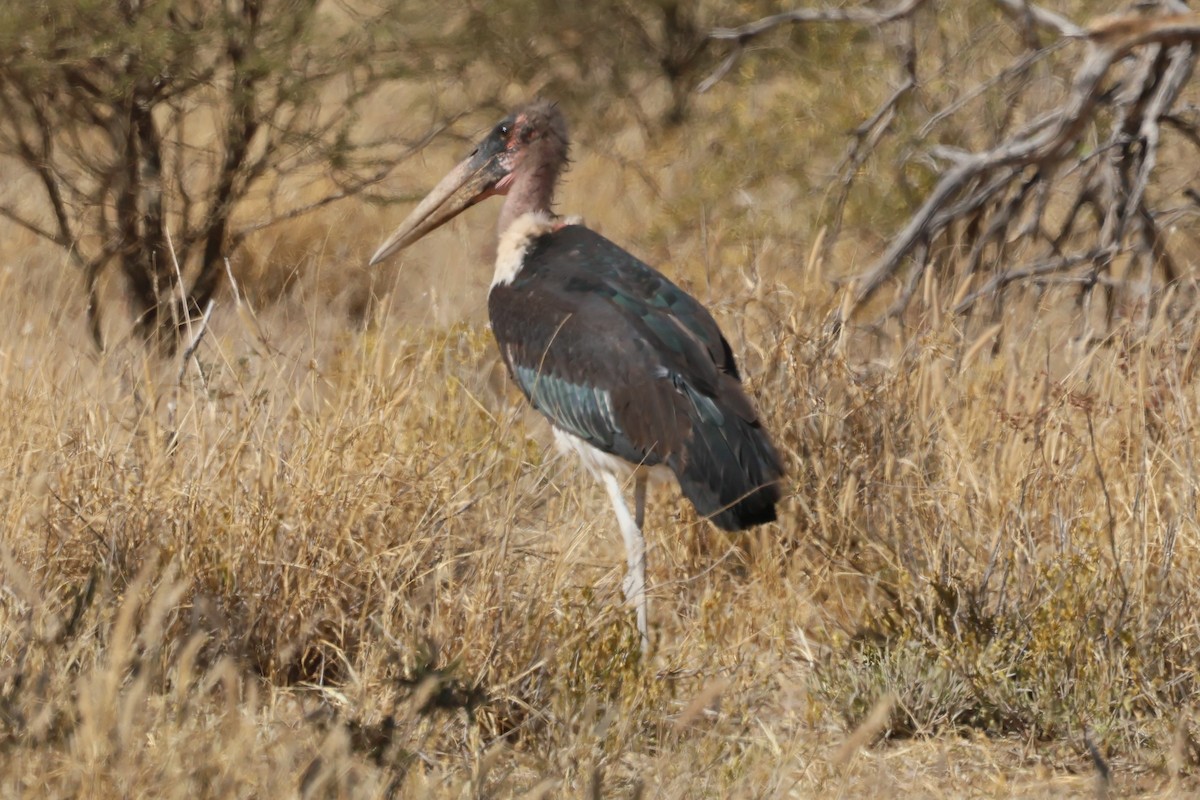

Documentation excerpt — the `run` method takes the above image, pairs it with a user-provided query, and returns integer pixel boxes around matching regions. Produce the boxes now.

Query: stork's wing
[487,224,782,529]
[533,225,742,382]
[489,267,687,468]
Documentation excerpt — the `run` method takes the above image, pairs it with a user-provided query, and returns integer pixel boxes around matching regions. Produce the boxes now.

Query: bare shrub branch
[706,3,1200,333]
[0,1,444,351]
[701,0,928,92]
[843,12,1200,321]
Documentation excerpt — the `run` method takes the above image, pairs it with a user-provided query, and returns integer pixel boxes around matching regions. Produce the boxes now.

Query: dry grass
[4,67,1200,798]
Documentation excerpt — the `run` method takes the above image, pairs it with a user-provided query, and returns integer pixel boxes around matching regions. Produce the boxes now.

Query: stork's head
[369,101,570,266]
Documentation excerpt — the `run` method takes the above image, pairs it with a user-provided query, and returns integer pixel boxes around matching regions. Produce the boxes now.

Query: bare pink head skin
[369,101,570,266]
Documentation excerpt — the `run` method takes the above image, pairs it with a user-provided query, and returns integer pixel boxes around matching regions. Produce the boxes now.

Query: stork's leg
[601,472,648,651]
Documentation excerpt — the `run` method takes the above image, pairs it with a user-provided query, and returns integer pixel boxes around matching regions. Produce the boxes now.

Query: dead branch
[819,22,919,270]
[991,0,1085,38]
[709,0,929,42]
[838,11,1200,324]
[706,0,1200,333]
[700,0,929,93]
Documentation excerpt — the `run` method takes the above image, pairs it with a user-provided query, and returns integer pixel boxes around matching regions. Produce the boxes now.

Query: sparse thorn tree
[0,0,437,350]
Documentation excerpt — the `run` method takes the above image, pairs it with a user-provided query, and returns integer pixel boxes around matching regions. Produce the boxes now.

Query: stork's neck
[497,148,562,239]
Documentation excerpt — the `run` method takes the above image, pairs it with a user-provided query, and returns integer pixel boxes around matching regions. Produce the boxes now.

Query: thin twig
[1085,409,1129,615]
[991,0,1085,38]
[709,0,928,41]
[702,0,928,91]
[177,299,215,386]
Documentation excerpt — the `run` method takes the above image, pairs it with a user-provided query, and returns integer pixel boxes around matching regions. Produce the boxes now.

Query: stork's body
[370,102,783,649]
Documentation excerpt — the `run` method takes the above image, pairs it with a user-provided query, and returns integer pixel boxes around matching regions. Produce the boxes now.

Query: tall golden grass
[3,55,1200,800]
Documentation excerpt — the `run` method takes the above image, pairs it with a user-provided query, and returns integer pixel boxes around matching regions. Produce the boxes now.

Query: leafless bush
[0,0,448,350]
[709,2,1200,334]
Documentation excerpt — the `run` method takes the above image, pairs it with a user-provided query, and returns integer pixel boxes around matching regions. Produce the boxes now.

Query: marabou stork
[369,101,783,648]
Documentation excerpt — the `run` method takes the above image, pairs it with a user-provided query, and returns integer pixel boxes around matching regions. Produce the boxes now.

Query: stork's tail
[669,379,783,531]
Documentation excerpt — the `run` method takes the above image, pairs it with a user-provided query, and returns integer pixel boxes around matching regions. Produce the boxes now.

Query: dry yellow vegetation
[4,29,1200,800]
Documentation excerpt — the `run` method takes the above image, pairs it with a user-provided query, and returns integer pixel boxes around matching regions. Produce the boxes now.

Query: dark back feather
[489,224,782,530]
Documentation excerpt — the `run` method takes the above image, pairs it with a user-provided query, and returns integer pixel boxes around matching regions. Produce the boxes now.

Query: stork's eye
[497,123,510,138]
